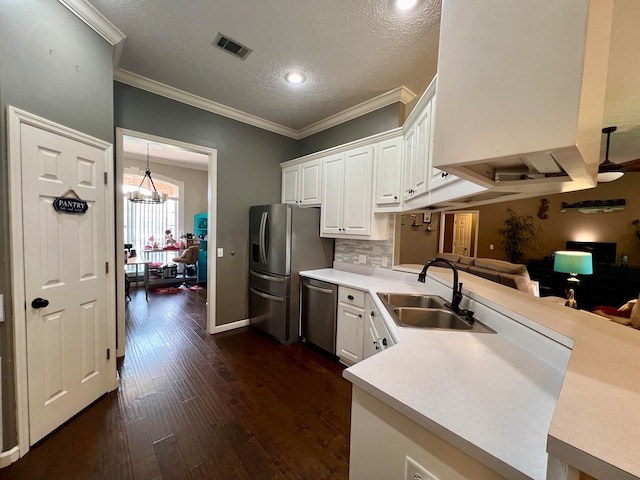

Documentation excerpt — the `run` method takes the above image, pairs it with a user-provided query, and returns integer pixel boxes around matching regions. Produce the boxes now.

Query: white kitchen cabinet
[363,296,393,360]
[402,78,436,204]
[321,145,388,239]
[336,286,366,365]
[281,158,322,206]
[373,135,403,212]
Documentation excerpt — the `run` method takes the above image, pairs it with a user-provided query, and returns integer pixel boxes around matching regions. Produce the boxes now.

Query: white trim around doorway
[7,106,117,460]
[115,129,218,357]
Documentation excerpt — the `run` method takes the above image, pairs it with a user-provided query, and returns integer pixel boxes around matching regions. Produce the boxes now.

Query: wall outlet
[489,244,494,250]
[358,254,367,264]
[405,456,438,480]
[381,256,388,267]
[217,248,224,257]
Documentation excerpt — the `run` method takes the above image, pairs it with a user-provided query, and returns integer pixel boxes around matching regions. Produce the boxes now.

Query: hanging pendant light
[127,143,168,204]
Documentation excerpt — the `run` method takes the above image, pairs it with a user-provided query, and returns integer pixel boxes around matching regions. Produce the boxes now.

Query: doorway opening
[115,129,217,356]
[440,210,479,257]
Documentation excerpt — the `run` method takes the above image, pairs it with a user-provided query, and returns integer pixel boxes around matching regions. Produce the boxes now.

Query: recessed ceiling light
[285,71,306,85]
[396,0,417,10]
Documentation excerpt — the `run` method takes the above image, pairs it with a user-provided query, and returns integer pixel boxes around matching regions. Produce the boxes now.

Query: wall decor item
[537,198,549,219]
[560,199,625,213]
[53,188,88,214]
[423,212,432,224]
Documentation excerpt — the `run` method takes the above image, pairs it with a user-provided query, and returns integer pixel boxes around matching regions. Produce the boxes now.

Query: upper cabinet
[321,146,383,238]
[433,0,614,194]
[402,79,436,203]
[281,158,322,206]
[373,135,403,212]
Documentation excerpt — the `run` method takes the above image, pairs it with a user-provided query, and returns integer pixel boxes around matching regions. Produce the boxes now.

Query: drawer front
[338,286,365,309]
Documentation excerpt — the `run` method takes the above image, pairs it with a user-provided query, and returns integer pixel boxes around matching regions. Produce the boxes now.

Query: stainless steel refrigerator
[249,204,334,344]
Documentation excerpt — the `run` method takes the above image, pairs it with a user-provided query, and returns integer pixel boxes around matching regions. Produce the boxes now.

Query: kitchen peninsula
[300,264,640,480]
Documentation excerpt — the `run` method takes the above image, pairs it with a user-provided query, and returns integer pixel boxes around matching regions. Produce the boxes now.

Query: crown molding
[58,0,125,45]
[116,69,416,140]
[114,69,300,139]
[297,86,416,139]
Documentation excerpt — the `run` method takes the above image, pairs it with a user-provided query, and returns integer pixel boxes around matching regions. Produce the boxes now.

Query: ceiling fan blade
[618,158,640,172]
[598,157,640,173]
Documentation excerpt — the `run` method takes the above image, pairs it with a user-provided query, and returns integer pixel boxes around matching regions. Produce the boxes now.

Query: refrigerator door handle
[250,287,284,302]
[250,270,285,283]
[259,211,268,264]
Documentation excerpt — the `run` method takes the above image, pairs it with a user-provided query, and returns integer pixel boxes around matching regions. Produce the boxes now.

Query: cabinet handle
[348,295,354,300]
[370,310,375,317]
[358,314,362,318]
[394,195,398,200]
[382,338,387,346]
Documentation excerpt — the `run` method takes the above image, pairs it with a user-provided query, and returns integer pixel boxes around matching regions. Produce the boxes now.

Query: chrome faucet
[418,257,464,315]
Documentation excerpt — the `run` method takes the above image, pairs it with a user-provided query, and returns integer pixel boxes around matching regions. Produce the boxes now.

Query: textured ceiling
[93,0,640,165]
[90,0,441,131]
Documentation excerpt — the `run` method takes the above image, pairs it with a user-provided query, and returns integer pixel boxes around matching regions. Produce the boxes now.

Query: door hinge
[104,172,108,185]
[105,262,109,274]
[107,348,111,360]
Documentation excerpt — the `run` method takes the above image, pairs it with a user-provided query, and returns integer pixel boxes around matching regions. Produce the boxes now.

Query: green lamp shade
[554,251,593,275]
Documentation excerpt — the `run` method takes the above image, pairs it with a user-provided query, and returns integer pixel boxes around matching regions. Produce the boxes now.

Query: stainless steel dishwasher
[301,277,337,354]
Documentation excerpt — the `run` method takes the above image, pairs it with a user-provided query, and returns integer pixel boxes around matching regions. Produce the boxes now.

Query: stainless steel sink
[392,307,473,330]
[377,292,495,333]
[377,293,446,309]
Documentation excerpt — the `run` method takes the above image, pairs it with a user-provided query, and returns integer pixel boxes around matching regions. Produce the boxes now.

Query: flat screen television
[565,241,616,264]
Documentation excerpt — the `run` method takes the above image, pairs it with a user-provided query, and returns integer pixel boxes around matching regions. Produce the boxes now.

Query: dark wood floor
[2,287,352,480]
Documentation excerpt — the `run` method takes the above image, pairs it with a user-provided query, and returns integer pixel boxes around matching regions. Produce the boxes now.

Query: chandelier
[127,143,168,204]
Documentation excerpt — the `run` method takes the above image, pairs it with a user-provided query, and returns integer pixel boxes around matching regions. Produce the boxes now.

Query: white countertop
[300,265,640,480]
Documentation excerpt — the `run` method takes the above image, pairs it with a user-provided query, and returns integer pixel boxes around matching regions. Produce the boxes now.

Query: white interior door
[20,122,110,444]
[453,213,473,256]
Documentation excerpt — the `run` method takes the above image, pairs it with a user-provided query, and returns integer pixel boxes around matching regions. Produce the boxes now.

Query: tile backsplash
[334,216,394,269]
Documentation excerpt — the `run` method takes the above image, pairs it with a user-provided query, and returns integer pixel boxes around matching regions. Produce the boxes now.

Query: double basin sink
[377,293,495,334]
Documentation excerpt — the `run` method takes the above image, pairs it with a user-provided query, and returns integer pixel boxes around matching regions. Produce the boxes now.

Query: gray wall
[114,82,299,325]
[0,0,114,450]
[296,103,403,157]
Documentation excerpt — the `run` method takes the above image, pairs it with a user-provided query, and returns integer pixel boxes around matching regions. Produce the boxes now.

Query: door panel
[453,213,473,256]
[21,122,109,444]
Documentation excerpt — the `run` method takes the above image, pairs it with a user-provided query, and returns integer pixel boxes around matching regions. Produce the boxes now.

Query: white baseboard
[213,319,249,334]
[0,446,21,468]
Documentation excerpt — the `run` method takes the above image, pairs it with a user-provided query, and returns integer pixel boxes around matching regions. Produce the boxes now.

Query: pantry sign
[53,188,88,214]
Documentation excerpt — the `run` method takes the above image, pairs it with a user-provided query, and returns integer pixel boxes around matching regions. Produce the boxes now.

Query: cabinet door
[411,102,431,198]
[321,153,345,236]
[363,313,380,360]
[374,137,403,207]
[281,165,299,204]
[343,146,373,236]
[299,159,322,206]
[336,304,365,365]
[402,125,416,201]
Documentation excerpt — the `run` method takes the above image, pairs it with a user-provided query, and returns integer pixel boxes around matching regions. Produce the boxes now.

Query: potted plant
[498,207,537,263]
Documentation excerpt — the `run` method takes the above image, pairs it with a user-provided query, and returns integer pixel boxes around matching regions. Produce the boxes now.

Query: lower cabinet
[336,287,366,365]
[337,288,394,365]
[363,296,393,360]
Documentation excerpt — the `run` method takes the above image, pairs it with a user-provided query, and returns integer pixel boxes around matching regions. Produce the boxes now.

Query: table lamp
[553,251,593,284]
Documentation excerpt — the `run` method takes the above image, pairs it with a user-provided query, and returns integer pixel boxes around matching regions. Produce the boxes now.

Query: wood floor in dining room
[2,287,351,480]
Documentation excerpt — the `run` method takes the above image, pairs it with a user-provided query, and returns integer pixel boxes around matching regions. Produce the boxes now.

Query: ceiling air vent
[213,33,252,60]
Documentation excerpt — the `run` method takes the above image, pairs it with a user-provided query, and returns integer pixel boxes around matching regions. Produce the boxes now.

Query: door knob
[31,298,49,309]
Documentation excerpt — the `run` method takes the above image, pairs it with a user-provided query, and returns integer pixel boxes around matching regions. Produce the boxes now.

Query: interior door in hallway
[20,122,110,444]
[453,213,473,256]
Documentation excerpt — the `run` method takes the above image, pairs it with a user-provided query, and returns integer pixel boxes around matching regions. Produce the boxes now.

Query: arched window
[123,170,183,254]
